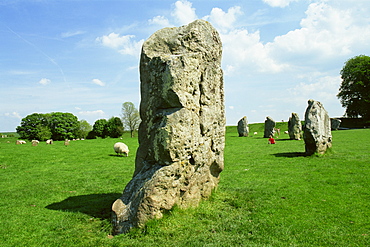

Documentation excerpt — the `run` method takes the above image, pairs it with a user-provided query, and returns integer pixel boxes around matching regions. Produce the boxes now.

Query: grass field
[1,124,369,246]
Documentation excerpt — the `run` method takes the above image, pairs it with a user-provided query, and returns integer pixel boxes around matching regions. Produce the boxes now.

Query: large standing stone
[288,113,302,140]
[264,116,276,138]
[112,20,225,235]
[237,116,249,137]
[330,118,341,130]
[303,99,332,155]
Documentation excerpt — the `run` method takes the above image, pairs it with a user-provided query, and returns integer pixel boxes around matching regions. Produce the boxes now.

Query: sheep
[114,142,129,157]
[16,140,26,144]
[46,139,53,144]
[253,132,258,135]
[284,131,289,134]
[64,139,70,146]
[31,140,39,146]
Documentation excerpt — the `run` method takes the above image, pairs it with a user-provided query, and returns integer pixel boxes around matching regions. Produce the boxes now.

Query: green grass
[1,125,369,246]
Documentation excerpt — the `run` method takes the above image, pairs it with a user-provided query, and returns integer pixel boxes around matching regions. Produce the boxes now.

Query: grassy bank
[0,125,369,246]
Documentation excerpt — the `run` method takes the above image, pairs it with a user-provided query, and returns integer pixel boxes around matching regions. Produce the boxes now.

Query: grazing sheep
[16,140,26,144]
[31,140,39,146]
[253,132,258,135]
[114,142,129,157]
[64,139,70,146]
[46,139,53,144]
[284,131,289,134]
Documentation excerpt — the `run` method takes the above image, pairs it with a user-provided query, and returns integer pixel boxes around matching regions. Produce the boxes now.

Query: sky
[1,0,370,132]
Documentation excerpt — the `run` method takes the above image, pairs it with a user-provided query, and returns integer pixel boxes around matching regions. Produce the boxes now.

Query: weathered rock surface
[330,118,341,130]
[264,116,276,138]
[237,116,249,137]
[288,113,302,140]
[112,19,225,235]
[303,99,332,155]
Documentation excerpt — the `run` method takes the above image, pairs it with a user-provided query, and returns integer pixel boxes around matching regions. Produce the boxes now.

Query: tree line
[16,102,140,141]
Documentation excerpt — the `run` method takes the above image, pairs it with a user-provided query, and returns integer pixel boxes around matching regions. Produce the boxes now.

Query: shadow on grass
[275,138,292,141]
[46,193,121,219]
[108,154,128,157]
[272,152,307,158]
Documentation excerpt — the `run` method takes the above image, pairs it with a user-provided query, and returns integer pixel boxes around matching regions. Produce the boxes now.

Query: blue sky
[1,0,369,132]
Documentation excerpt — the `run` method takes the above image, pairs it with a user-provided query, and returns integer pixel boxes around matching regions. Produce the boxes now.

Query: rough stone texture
[112,19,225,235]
[264,116,276,138]
[303,99,332,155]
[237,116,249,137]
[330,118,341,130]
[288,113,302,140]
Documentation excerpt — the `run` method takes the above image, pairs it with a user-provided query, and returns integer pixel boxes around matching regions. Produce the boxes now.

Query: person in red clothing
[268,135,275,144]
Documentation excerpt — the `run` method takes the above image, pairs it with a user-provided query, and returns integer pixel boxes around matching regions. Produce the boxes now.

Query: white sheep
[253,132,258,135]
[31,140,39,146]
[284,131,289,134]
[114,142,129,157]
[16,140,26,144]
[46,139,53,144]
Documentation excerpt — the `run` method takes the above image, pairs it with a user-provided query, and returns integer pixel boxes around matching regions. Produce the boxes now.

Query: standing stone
[303,99,332,155]
[264,116,276,138]
[330,118,341,130]
[237,116,249,137]
[112,19,225,235]
[288,113,302,140]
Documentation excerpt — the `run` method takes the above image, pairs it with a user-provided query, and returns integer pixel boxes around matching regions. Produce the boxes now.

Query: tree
[107,117,124,138]
[16,112,79,141]
[76,120,92,139]
[121,102,140,137]
[16,113,48,140]
[337,55,370,120]
[36,124,52,141]
[49,112,79,140]
[92,119,108,138]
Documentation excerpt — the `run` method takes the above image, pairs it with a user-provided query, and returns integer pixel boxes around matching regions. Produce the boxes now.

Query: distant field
[0,124,369,246]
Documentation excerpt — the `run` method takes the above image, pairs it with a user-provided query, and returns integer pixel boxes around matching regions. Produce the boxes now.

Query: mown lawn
[0,125,369,246]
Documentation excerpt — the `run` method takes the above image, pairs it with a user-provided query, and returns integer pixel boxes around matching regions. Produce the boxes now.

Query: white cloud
[9,70,35,75]
[97,33,134,49]
[262,0,298,8]
[205,6,242,33]
[149,15,171,27]
[4,112,22,119]
[127,65,138,71]
[78,110,105,116]
[38,78,51,85]
[96,32,144,56]
[171,0,198,25]
[285,75,342,107]
[61,30,85,38]
[266,2,370,67]
[221,29,289,74]
[223,65,235,76]
[92,79,105,86]
[218,1,370,78]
